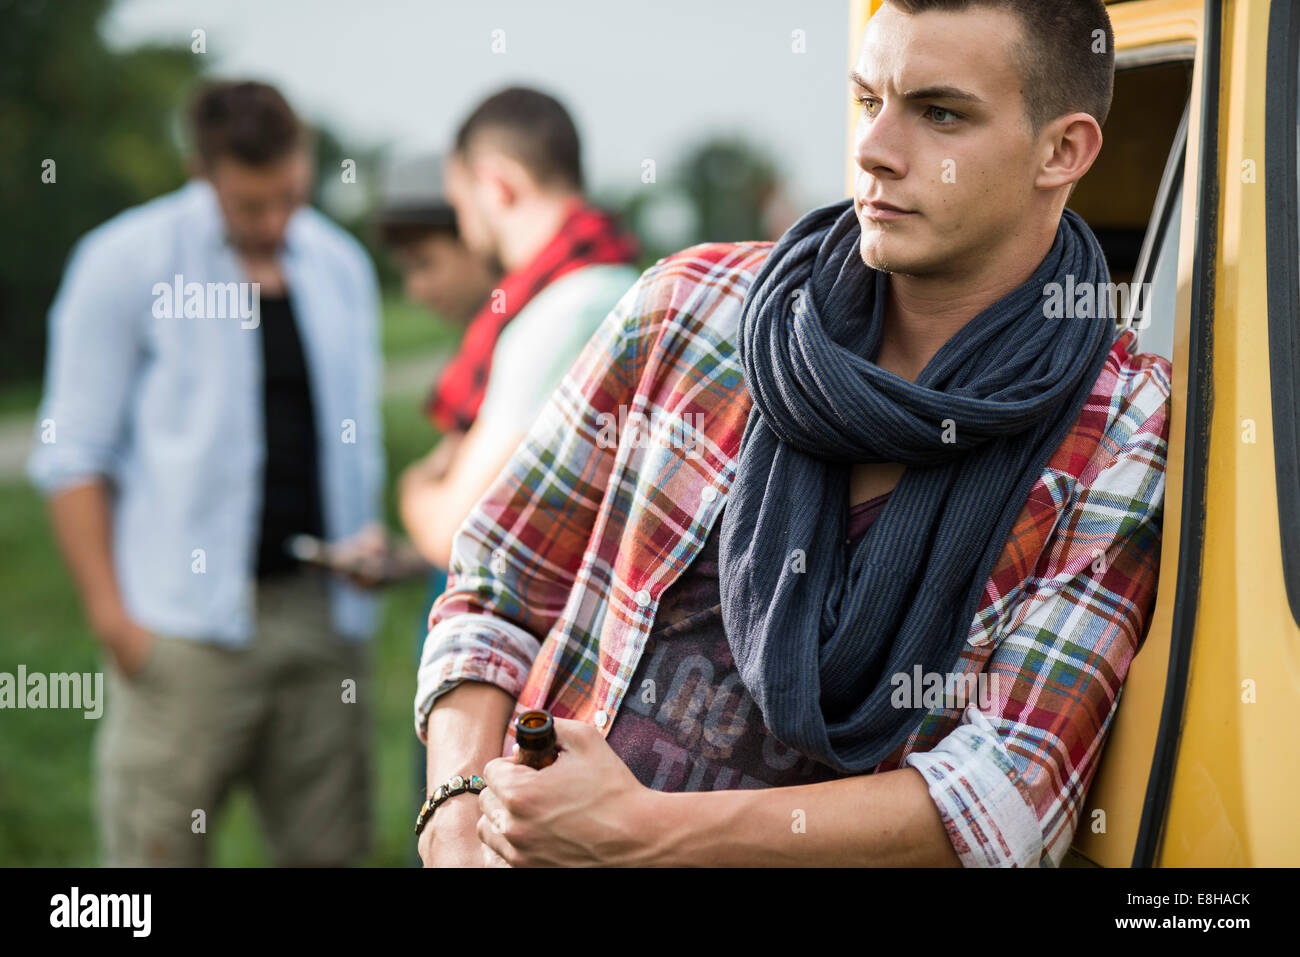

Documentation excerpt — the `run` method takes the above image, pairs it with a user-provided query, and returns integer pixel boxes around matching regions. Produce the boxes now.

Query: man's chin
[232,239,281,259]
[857,233,941,277]
[858,235,905,274]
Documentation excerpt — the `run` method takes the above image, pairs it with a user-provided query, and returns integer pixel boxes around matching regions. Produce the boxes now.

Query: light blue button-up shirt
[27,180,385,644]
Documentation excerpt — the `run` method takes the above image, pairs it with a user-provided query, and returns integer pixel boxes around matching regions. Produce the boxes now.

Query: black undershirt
[255,292,324,577]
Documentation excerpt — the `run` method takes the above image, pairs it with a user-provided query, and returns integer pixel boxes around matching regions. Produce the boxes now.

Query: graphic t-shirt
[605,491,892,790]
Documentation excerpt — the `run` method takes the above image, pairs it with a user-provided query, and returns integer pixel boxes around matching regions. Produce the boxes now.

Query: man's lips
[857,198,916,221]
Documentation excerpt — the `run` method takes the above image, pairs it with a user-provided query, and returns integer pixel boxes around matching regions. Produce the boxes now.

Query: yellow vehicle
[849,0,1300,866]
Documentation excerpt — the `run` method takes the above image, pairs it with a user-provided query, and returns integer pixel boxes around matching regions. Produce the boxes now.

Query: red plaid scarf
[425,196,640,433]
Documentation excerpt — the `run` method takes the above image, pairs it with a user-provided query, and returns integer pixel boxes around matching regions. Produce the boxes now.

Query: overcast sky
[103,0,854,214]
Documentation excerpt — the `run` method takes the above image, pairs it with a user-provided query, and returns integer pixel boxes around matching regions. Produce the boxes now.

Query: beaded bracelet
[414,773,486,838]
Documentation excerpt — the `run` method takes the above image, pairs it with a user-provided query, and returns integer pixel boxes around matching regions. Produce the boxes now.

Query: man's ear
[187,154,209,182]
[474,152,527,210]
[1035,112,1103,192]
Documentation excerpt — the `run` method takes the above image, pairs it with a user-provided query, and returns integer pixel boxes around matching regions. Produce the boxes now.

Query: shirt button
[635,589,651,607]
[594,710,609,728]
[701,486,717,503]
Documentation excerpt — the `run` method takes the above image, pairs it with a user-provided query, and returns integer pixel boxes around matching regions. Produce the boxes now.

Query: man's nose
[261,210,291,244]
[854,102,907,179]
[404,273,425,304]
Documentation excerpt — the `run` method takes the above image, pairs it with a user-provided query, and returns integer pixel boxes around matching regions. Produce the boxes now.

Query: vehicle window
[1071,60,1191,285]
[1128,163,1182,361]
[1069,58,1190,363]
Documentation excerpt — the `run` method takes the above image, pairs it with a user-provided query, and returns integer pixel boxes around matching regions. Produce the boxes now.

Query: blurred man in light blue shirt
[27,80,384,866]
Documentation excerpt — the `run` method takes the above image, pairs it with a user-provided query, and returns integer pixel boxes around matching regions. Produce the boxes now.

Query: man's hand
[326,522,391,589]
[418,798,488,867]
[399,421,524,569]
[423,431,467,480]
[417,793,513,867]
[398,442,457,568]
[401,431,466,492]
[94,610,154,679]
[45,481,157,679]
[475,717,660,867]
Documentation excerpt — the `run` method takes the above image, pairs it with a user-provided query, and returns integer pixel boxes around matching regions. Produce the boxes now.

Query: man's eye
[854,94,880,117]
[926,106,961,125]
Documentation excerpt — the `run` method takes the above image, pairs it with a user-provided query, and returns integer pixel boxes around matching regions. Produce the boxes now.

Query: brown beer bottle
[514,709,559,769]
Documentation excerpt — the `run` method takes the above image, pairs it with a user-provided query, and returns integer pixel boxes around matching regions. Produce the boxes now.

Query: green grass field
[0,297,455,866]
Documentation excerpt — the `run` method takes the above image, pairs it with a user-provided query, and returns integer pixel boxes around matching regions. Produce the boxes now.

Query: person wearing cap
[397,88,641,577]
[398,89,641,866]
[374,153,499,329]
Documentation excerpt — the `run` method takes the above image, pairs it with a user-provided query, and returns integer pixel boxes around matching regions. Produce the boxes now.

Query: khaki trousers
[95,571,372,866]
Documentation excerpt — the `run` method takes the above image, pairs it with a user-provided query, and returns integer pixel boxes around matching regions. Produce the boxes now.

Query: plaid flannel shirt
[415,240,1173,867]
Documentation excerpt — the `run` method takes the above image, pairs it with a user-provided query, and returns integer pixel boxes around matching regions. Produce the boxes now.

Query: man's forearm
[648,766,963,867]
[400,424,525,569]
[45,480,127,629]
[423,431,466,480]
[400,478,460,569]
[424,679,517,794]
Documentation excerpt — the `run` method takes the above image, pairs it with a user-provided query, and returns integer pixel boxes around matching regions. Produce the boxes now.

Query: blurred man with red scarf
[400,88,639,567]
[399,86,640,670]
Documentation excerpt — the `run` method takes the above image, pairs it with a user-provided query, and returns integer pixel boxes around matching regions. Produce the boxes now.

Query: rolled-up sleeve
[413,271,648,742]
[27,231,144,495]
[906,362,1171,867]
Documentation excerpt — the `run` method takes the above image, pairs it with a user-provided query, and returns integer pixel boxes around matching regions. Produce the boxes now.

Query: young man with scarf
[415,0,1172,867]
[398,87,640,571]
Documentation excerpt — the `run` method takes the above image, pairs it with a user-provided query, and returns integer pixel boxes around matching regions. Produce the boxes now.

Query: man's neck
[877,221,1058,382]
[236,247,287,297]
[495,192,579,273]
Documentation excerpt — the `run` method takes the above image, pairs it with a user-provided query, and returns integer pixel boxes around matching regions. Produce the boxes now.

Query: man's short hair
[453,86,583,192]
[885,0,1115,133]
[189,80,306,167]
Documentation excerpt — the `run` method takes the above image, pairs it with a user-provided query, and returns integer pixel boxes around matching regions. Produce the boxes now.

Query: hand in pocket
[98,616,156,680]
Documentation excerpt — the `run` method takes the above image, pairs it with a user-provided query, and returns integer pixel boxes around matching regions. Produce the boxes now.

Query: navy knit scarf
[717,197,1117,773]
